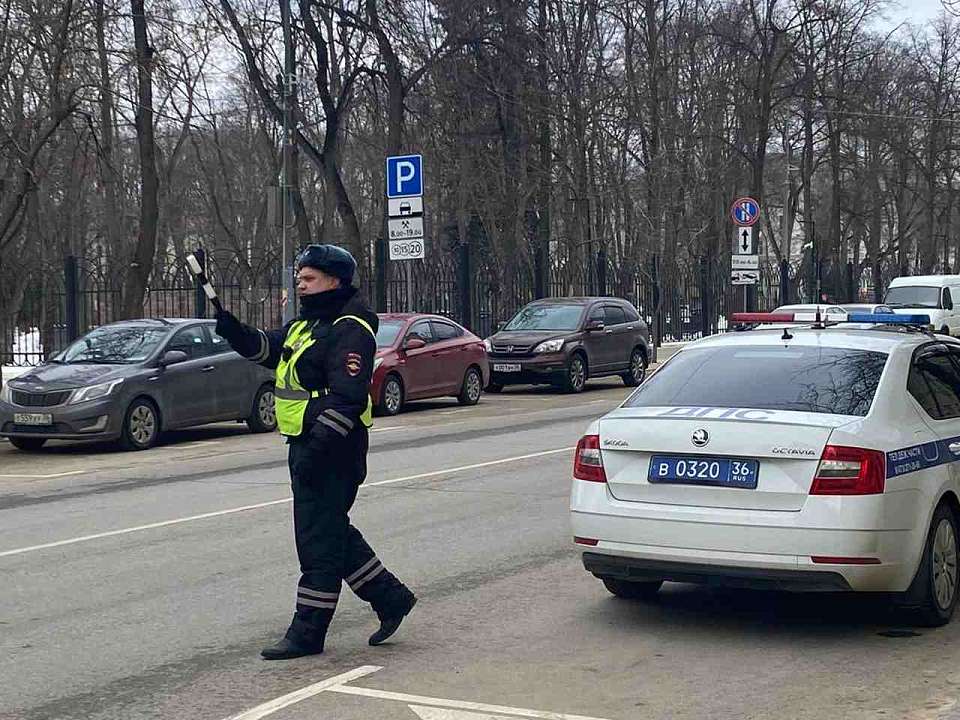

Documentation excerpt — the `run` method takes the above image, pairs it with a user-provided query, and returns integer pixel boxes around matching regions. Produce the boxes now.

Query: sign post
[386,154,426,263]
[730,197,761,313]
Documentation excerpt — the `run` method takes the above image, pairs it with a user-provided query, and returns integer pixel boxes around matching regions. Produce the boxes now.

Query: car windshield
[624,345,889,417]
[504,305,583,331]
[57,325,170,364]
[376,321,405,348]
[884,286,941,309]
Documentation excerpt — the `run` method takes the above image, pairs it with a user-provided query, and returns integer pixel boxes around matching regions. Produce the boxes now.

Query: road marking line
[222,666,382,720]
[0,470,85,479]
[371,426,404,433]
[327,686,611,720]
[176,441,224,450]
[439,409,472,415]
[0,447,574,557]
[366,447,574,488]
[0,499,292,558]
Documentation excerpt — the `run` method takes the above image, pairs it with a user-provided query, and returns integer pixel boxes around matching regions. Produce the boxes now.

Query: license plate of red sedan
[14,413,53,426]
[493,363,521,372]
[648,455,759,489]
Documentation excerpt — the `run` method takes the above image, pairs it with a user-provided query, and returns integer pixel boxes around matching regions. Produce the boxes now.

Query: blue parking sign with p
[386,154,423,198]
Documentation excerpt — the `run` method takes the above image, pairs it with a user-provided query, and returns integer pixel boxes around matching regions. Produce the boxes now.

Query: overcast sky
[880,0,950,31]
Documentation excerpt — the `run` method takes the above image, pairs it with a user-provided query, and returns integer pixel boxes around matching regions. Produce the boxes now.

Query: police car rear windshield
[625,345,888,416]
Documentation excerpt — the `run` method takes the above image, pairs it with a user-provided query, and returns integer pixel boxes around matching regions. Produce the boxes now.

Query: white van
[883,275,960,335]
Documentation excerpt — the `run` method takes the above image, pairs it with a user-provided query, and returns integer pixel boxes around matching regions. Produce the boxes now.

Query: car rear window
[624,345,889,416]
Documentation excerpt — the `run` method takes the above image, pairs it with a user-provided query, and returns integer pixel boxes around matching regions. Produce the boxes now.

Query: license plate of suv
[648,455,759,489]
[14,413,53,426]
[493,363,521,372]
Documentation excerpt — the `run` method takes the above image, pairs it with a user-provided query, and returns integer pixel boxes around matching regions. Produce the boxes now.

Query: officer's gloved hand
[214,309,245,344]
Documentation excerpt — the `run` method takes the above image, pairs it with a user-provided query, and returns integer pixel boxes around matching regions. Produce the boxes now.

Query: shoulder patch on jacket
[345,352,363,377]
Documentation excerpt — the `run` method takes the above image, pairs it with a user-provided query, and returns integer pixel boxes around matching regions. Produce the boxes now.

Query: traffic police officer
[215,244,417,660]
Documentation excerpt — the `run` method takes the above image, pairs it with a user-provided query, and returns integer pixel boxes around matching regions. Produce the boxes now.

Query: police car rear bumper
[571,481,924,593]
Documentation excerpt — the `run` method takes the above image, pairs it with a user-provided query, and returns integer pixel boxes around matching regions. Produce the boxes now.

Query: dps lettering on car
[654,406,776,421]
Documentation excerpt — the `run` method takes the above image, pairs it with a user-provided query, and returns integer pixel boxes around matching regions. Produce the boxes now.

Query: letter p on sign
[386,154,423,198]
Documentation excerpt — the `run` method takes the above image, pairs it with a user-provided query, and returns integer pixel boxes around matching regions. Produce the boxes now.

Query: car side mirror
[945,293,954,310]
[585,320,605,332]
[496,321,507,331]
[403,337,426,351]
[159,349,189,367]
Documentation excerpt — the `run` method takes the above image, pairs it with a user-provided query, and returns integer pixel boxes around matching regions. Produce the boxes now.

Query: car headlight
[69,379,124,404]
[533,338,565,353]
[483,338,492,352]
[374,357,384,371]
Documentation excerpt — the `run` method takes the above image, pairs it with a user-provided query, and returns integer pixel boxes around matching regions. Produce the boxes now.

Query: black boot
[260,635,324,660]
[369,591,417,646]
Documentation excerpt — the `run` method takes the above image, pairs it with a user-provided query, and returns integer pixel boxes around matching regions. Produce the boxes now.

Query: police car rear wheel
[602,577,663,600]
[379,375,404,416]
[907,503,960,626]
[246,384,277,433]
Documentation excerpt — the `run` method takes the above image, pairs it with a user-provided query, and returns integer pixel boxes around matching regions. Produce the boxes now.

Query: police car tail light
[810,445,886,495]
[574,435,607,483]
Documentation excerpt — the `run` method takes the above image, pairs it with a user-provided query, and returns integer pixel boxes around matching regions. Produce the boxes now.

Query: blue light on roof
[846,313,931,325]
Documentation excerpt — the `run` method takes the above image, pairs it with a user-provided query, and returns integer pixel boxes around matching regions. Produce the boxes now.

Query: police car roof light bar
[730,312,932,326]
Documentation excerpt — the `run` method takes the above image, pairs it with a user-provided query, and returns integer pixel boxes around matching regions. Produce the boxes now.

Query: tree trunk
[121,0,159,319]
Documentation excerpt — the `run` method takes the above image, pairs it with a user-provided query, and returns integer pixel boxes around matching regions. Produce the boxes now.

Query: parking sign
[386,154,423,198]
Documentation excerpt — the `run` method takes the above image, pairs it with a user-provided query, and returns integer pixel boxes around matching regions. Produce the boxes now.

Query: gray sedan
[0,318,276,451]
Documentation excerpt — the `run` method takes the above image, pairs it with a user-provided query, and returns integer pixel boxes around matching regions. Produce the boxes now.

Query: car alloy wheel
[384,377,403,415]
[934,516,958,611]
[569,356,586,392]
[259,389,276,427]
[628,349,646,384]
[466,370,481,402]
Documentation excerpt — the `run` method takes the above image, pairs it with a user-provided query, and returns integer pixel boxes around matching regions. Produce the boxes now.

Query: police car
[571,311,960,625]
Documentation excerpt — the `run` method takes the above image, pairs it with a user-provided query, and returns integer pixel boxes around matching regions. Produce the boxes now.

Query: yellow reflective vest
[274,314,375,437]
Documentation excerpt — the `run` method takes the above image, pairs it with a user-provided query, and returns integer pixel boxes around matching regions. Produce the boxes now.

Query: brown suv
[483,297,651,393]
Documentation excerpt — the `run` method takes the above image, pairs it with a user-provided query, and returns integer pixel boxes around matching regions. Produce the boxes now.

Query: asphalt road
[3,363,960,720]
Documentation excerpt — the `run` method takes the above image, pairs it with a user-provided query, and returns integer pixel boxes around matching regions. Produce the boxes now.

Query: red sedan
[372,314,489,416]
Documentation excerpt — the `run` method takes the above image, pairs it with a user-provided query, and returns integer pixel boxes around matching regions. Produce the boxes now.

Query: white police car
[571,312,960,625]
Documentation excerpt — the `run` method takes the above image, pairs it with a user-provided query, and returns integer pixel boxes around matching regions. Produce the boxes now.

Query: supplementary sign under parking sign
[731,254,759,270]
[221,665,612,720]
[732,269,759,285]
[732,226,754,255]
[388,216,424,240]
[389,238,425,260]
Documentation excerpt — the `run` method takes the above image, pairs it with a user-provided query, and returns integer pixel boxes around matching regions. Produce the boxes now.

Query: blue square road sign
[386,154,423,198]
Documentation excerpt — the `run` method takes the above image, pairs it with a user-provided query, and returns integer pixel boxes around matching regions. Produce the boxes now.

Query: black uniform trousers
[285,427,411,646]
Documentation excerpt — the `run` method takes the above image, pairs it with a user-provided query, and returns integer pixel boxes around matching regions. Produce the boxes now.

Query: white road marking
[176,441,224,450]
[371,426,404,433]
[327,686,612,720]
[439,408,472,415]
[221,665,382,720]
[365,447,574,488]
[410,706,523,719]
[0,470,85,479]
[0,447,574,557]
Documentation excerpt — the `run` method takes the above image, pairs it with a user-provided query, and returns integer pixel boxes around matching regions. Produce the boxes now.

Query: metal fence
[3,243,866,368]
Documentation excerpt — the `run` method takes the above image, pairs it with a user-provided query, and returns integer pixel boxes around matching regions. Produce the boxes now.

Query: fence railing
[2,246,868,367]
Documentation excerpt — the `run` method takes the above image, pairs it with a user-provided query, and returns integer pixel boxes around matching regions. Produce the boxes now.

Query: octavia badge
[691,429,709,447]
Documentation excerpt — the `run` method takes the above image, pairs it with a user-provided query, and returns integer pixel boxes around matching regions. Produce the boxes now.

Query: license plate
[648,455,759,489]
[14,413,53,426]
[493,363,521,372]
